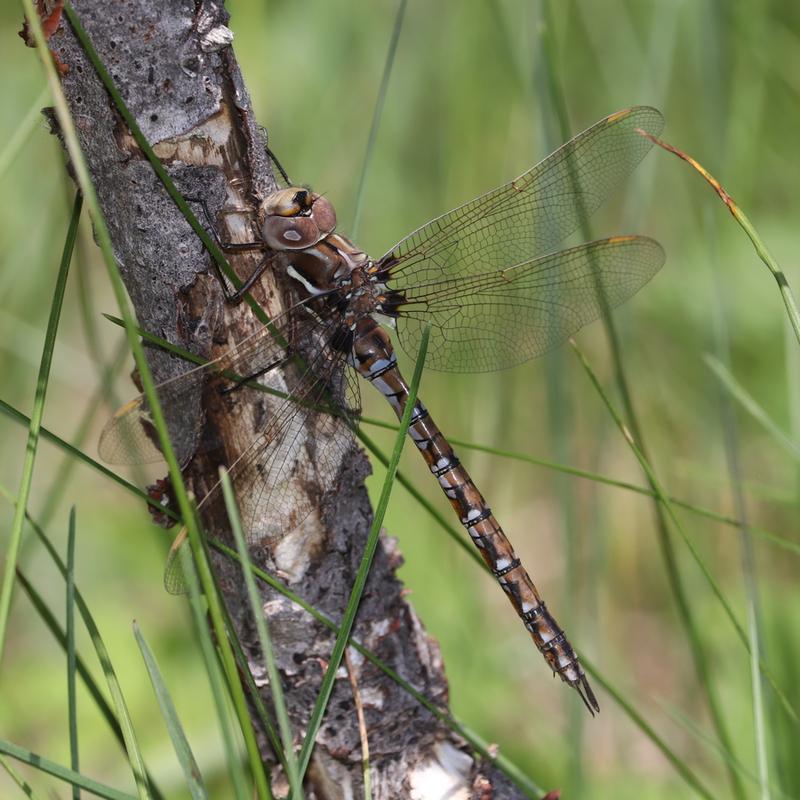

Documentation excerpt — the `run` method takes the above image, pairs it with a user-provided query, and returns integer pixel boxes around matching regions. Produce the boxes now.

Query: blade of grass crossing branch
[66,508,80,800]
[23,10,267,796]
[571,342,797,734]
[133,623,209,800]
[0,191,81,664]
[178,546,252,800]
[221,470,301,799]
[297,325,431,784]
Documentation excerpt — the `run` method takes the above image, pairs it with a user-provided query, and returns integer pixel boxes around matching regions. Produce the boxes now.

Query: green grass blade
[296,325,431,784]
[706,235,772,799]
[581,657,715,800]
[0,191,81,664]
[706,354,800,460]
[132,622,208,800]
[220,470,298,799]
[66,507,80,800]
[350,0,407,239]
[213,593,290,779]
[177,545,251,800]
[0,739,137,800]
[73,569,151,796]
[0,754,42,799]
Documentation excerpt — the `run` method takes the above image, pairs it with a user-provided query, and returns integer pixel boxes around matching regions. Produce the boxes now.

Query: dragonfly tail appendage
[354,318,599,713]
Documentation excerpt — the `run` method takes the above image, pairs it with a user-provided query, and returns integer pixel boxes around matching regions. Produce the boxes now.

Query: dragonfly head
[259,187,337,251]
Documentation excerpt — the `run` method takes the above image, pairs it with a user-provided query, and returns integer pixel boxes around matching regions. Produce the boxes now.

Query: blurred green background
[1,1,799,798]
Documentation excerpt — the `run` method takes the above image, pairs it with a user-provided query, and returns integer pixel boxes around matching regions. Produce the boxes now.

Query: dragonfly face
[258,187,337,251]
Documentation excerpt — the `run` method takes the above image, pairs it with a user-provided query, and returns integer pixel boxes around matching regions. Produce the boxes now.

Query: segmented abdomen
[352,318,598,713]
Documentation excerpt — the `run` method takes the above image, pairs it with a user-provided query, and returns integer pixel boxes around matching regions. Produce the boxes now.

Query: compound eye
[261,215,319,251]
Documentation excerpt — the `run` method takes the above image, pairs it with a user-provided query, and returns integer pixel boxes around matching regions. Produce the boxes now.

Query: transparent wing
[381,106,663,286]
[395,236,664,372]
[99,306,309,466]
[162,314,360,594]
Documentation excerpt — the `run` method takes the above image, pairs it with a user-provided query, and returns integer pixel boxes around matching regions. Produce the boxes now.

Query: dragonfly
[100,106,665,714]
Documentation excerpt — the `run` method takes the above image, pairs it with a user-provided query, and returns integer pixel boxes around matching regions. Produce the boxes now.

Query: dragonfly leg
[183,195,265,253]
[218,354,291,395]
[182,195,278,303]
[225,252,279,304]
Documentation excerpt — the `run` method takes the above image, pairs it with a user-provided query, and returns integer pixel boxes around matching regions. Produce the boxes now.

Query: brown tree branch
[38,1,533,796]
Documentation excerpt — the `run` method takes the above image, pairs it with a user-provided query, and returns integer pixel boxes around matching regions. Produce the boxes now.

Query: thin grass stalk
[0,739,137,800]
[0,754,41,799]
[178,544,252,800]
[132,623,209,800]
[707,223,771,799]
[535,6,585,791]
[66,508,80,800]
[28,8,270,791]
[537,13,745,798]
[705,355,800,460]
[0,190,81,663]
[343,649,372,800]
[14,570,167,800]
[296,325,430,784]
[350,0,407,239]
[220,470,300,799]
[662,702,792,799]
[70,566,152,797]
[215,598,292,779]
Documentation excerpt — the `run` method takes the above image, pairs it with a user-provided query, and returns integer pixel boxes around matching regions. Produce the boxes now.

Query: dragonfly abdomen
[352,317,599,714]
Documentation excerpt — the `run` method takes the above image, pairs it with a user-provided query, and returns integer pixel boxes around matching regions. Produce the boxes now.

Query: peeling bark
[37,2,533,797]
